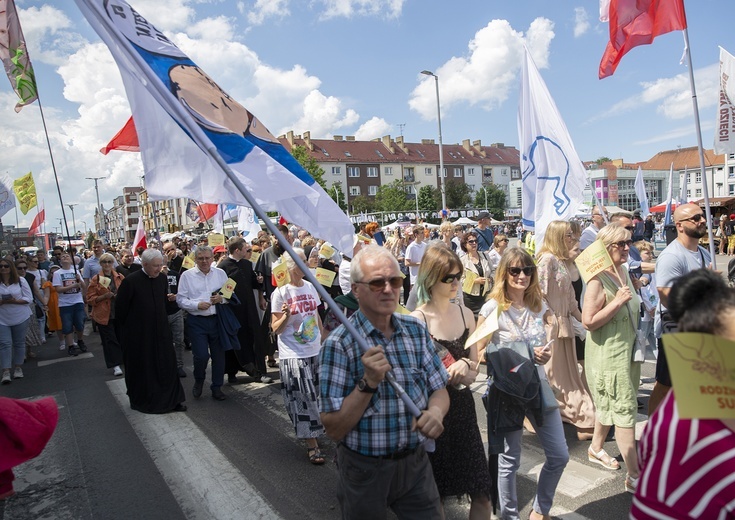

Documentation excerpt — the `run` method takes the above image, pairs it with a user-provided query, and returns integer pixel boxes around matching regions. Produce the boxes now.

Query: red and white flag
[599,0,687,79]
[132,217,146,256]
[28,207,45,235]
[100,116,139,154]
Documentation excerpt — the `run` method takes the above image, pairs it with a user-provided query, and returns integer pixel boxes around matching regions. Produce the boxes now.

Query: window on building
[696,188,702,197]
[425,167,432,175]
[687,190,691,198]
[501,168,508,176]
[483,168,492,181]
[453,167,462,177]
[695,172,702,183]
[403,167,415,183]
[332,166,341,175]
[349,186,360,196]
[368,185,378,196]
[729,166,734,178]
[384,166,393,175]
[467,168,475,176]
[344,151,352,157]
[730,184,735,195]
[467,184,476,192]
[442,168,447,178]
[348,167,360,177]
[367,167,378,177]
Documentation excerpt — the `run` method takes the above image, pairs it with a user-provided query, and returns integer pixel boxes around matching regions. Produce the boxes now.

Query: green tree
[375,179,412,212]
[474,183,507,212]
[445,179,472,209]
[595,156,611,165]
[417,185,440,211]
[291,145,327,190]
[350,195,375,214]
[329,182,347,211]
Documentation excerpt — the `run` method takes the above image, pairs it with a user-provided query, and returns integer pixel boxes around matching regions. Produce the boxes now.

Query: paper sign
[462,271,477,294]
[396,304,411,315]
[319,243,335,258]
[315,267,336,287]
[574,239,613,283]
[182,255,195,269]
[272,260,291,287]
[220,278,237,299]
[662,332,735,419]
[249,251,261,265]
[465,307,499,348]
[97,276,111,289]
[207,233,225,247]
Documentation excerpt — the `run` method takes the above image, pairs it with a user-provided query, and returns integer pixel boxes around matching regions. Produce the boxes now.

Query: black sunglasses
[356,276,403,292]
[441,272,461,284]
[508,266,535,277]
[466,239,477,244]
[16,266,26,270]
[624,226,635,232]
[678,213,705,223]
[0,265,10,269]
[611,240,633,249]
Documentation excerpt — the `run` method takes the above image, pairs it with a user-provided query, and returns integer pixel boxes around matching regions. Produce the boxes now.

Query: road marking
[37,353,94,367]
[107,379,280,520]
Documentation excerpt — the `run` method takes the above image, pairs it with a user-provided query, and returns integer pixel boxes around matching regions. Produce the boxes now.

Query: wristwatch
[357,378,378,393]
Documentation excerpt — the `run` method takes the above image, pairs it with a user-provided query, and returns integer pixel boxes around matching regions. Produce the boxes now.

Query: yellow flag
[13,171,37,214]
[574,239,613,283]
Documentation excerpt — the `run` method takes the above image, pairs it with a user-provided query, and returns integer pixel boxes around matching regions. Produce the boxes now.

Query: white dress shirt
[176,265,229,316]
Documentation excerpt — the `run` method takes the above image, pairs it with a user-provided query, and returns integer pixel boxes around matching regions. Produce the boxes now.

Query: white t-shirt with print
[53,268,85,307]
[271,281,322,359]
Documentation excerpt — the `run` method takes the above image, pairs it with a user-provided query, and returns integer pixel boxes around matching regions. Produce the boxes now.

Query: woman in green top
[582,223,641,494]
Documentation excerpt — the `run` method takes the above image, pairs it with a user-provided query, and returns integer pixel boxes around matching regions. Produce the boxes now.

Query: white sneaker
[59,341,66,351]
[1,371,10,384]
[260,375,273,384]
[113,366,123,376]
[13,367,23,379]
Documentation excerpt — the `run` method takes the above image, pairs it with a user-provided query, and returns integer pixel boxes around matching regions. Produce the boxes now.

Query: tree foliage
[444,179,473,209]
[329,182,348,211]
[375,180,412,212]
[474,184,507,221]
[417,185,441,211]
[291,145,327,190]
[350,195,375,214]
[595,156,611,165]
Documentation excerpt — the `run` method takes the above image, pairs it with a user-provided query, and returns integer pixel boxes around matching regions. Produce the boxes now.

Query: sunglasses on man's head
[356,276,403,292]
[507,266,535,277]
[440,272,461,284]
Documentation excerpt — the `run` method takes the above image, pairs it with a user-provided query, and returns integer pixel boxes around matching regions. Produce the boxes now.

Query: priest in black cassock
[115,249,187,414]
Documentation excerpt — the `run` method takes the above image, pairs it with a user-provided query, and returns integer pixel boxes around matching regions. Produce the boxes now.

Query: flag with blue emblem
[75,0,353,253]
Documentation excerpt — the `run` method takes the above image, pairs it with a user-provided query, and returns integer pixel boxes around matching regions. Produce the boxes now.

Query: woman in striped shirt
[631,269,735,519]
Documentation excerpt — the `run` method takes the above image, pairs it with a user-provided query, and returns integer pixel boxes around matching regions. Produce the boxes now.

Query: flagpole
[683,26,717,268]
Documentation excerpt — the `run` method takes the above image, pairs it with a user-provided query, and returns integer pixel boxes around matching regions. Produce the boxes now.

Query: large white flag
[518,47,587,248]
[634,166,649,218]
[664,163,674,225]
[714,47,735,155]
[237,206,262,242]
[0,175,16,218]
[74,0,353,254]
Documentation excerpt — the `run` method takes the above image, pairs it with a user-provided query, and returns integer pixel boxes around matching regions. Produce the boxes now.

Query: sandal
[587,447,620,470]
[307,447,325,465]
[625,474,638,494]
[267,359,278,368]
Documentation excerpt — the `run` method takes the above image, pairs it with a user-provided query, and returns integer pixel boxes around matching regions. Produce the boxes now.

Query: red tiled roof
[642,146,724,170]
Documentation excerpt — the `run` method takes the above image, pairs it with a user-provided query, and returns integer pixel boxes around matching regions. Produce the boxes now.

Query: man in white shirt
[404,225,427,288]
[579,206,608,251]
[177,246,230,401]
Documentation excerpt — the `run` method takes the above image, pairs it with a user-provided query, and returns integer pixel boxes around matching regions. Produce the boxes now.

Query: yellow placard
[219,278,237,299]
[207,233,225,247]
[663,333,735,419]
[249,251,261,265]
[272,260,291,287]
[182,255,195,269]
[465,307,499,348]
[97,276,111,289]
[574,239,613,283]
[462,271,477,294]
[396,304,411,315]
[319,243,335,258]
[315,267,336,287]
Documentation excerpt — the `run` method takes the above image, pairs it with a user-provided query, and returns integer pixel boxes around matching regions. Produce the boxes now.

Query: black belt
[191,314,216,319]
[340,443,419,461]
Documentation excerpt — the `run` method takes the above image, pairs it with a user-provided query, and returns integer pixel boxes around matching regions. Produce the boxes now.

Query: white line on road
[37,352,94,367]
[107,379,281,520]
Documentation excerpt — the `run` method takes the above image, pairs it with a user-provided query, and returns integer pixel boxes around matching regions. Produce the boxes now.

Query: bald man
[649,203,711,414]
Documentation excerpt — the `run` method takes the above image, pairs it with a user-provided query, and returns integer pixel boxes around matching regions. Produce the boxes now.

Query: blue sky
[0,0,730,231]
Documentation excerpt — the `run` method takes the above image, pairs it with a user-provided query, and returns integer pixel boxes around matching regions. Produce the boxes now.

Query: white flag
[237,206,262,242]
[74,0,354,254]
[664,163,674,225]
[679,167,688,205]
[0,175,16,219]
[518,47,587,249]
[714,46,735,155]
[634,166,649,219]
[212,205,224,234]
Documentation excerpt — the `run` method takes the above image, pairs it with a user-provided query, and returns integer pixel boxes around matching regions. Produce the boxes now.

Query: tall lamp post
[421,70,446,212]
[67,204,78,238]
[86,176,106,238]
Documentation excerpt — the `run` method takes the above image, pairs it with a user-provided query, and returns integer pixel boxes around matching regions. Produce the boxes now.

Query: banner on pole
[12,171,37,215]
[0,175,16,219]
[714,47,735,155]
[0,0,38,111]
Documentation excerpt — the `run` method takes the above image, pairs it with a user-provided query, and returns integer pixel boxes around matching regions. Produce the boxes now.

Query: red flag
[599,0,687,79]
[100,116,139,154]
[197,203,218,222]
[132,217,147,256]
[278,215,288,226]
[29,208,45,235]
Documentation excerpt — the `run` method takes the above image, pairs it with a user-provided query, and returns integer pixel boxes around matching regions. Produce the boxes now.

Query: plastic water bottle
[529,318,545,349]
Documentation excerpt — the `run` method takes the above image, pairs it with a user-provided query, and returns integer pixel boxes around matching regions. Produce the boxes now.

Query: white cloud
[18,5,85,65]
[319,0,405,20]
[188,16,235,40]
[289,90,360,137]
[354,117,392,141]
[247,0,290,25]
[408,18,555,120]
[573,7,590,38]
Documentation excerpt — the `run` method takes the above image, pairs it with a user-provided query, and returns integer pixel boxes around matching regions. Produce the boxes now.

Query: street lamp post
[81,220,88,237]
[86,176,106,238]
[67,204,78,238]
[421,70,446,212]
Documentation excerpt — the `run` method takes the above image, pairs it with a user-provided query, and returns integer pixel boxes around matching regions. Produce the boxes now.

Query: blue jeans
[0,319,30,369]
[498,409,569,518]
[186,314,224,389]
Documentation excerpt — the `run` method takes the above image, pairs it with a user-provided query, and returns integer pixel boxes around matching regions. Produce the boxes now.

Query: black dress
[572,277,585,361]
[422,307,493,499]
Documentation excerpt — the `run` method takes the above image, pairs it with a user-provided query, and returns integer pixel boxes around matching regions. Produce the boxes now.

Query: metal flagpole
[683,26,717,269]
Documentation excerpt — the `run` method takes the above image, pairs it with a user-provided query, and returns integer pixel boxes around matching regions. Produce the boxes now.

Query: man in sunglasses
[649,203,711,415]
[580,205,608,251]
[320,245,449,519]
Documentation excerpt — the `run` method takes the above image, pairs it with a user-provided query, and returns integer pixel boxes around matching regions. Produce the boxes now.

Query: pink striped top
[631,390,735,519]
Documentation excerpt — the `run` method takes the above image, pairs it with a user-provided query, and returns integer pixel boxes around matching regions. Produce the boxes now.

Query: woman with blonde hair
[411,246,492,519]
[488,233,509,268]
[583,224,641,493]
[87,253,125,376]
[477,248,568,520]
[536,221,595,441]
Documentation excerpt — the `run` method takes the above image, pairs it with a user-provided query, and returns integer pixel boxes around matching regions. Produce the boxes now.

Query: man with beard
[115,249,187,413]
[649,203,710,415]
[218,237,272,384]
[255,224,291,368]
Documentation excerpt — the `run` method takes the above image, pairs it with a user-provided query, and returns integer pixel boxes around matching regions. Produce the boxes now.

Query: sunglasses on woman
[356,276,403,292]
[440,272,461,284]
[466,239,477,244]
[507,266,535,277]
[611,240,633,249]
